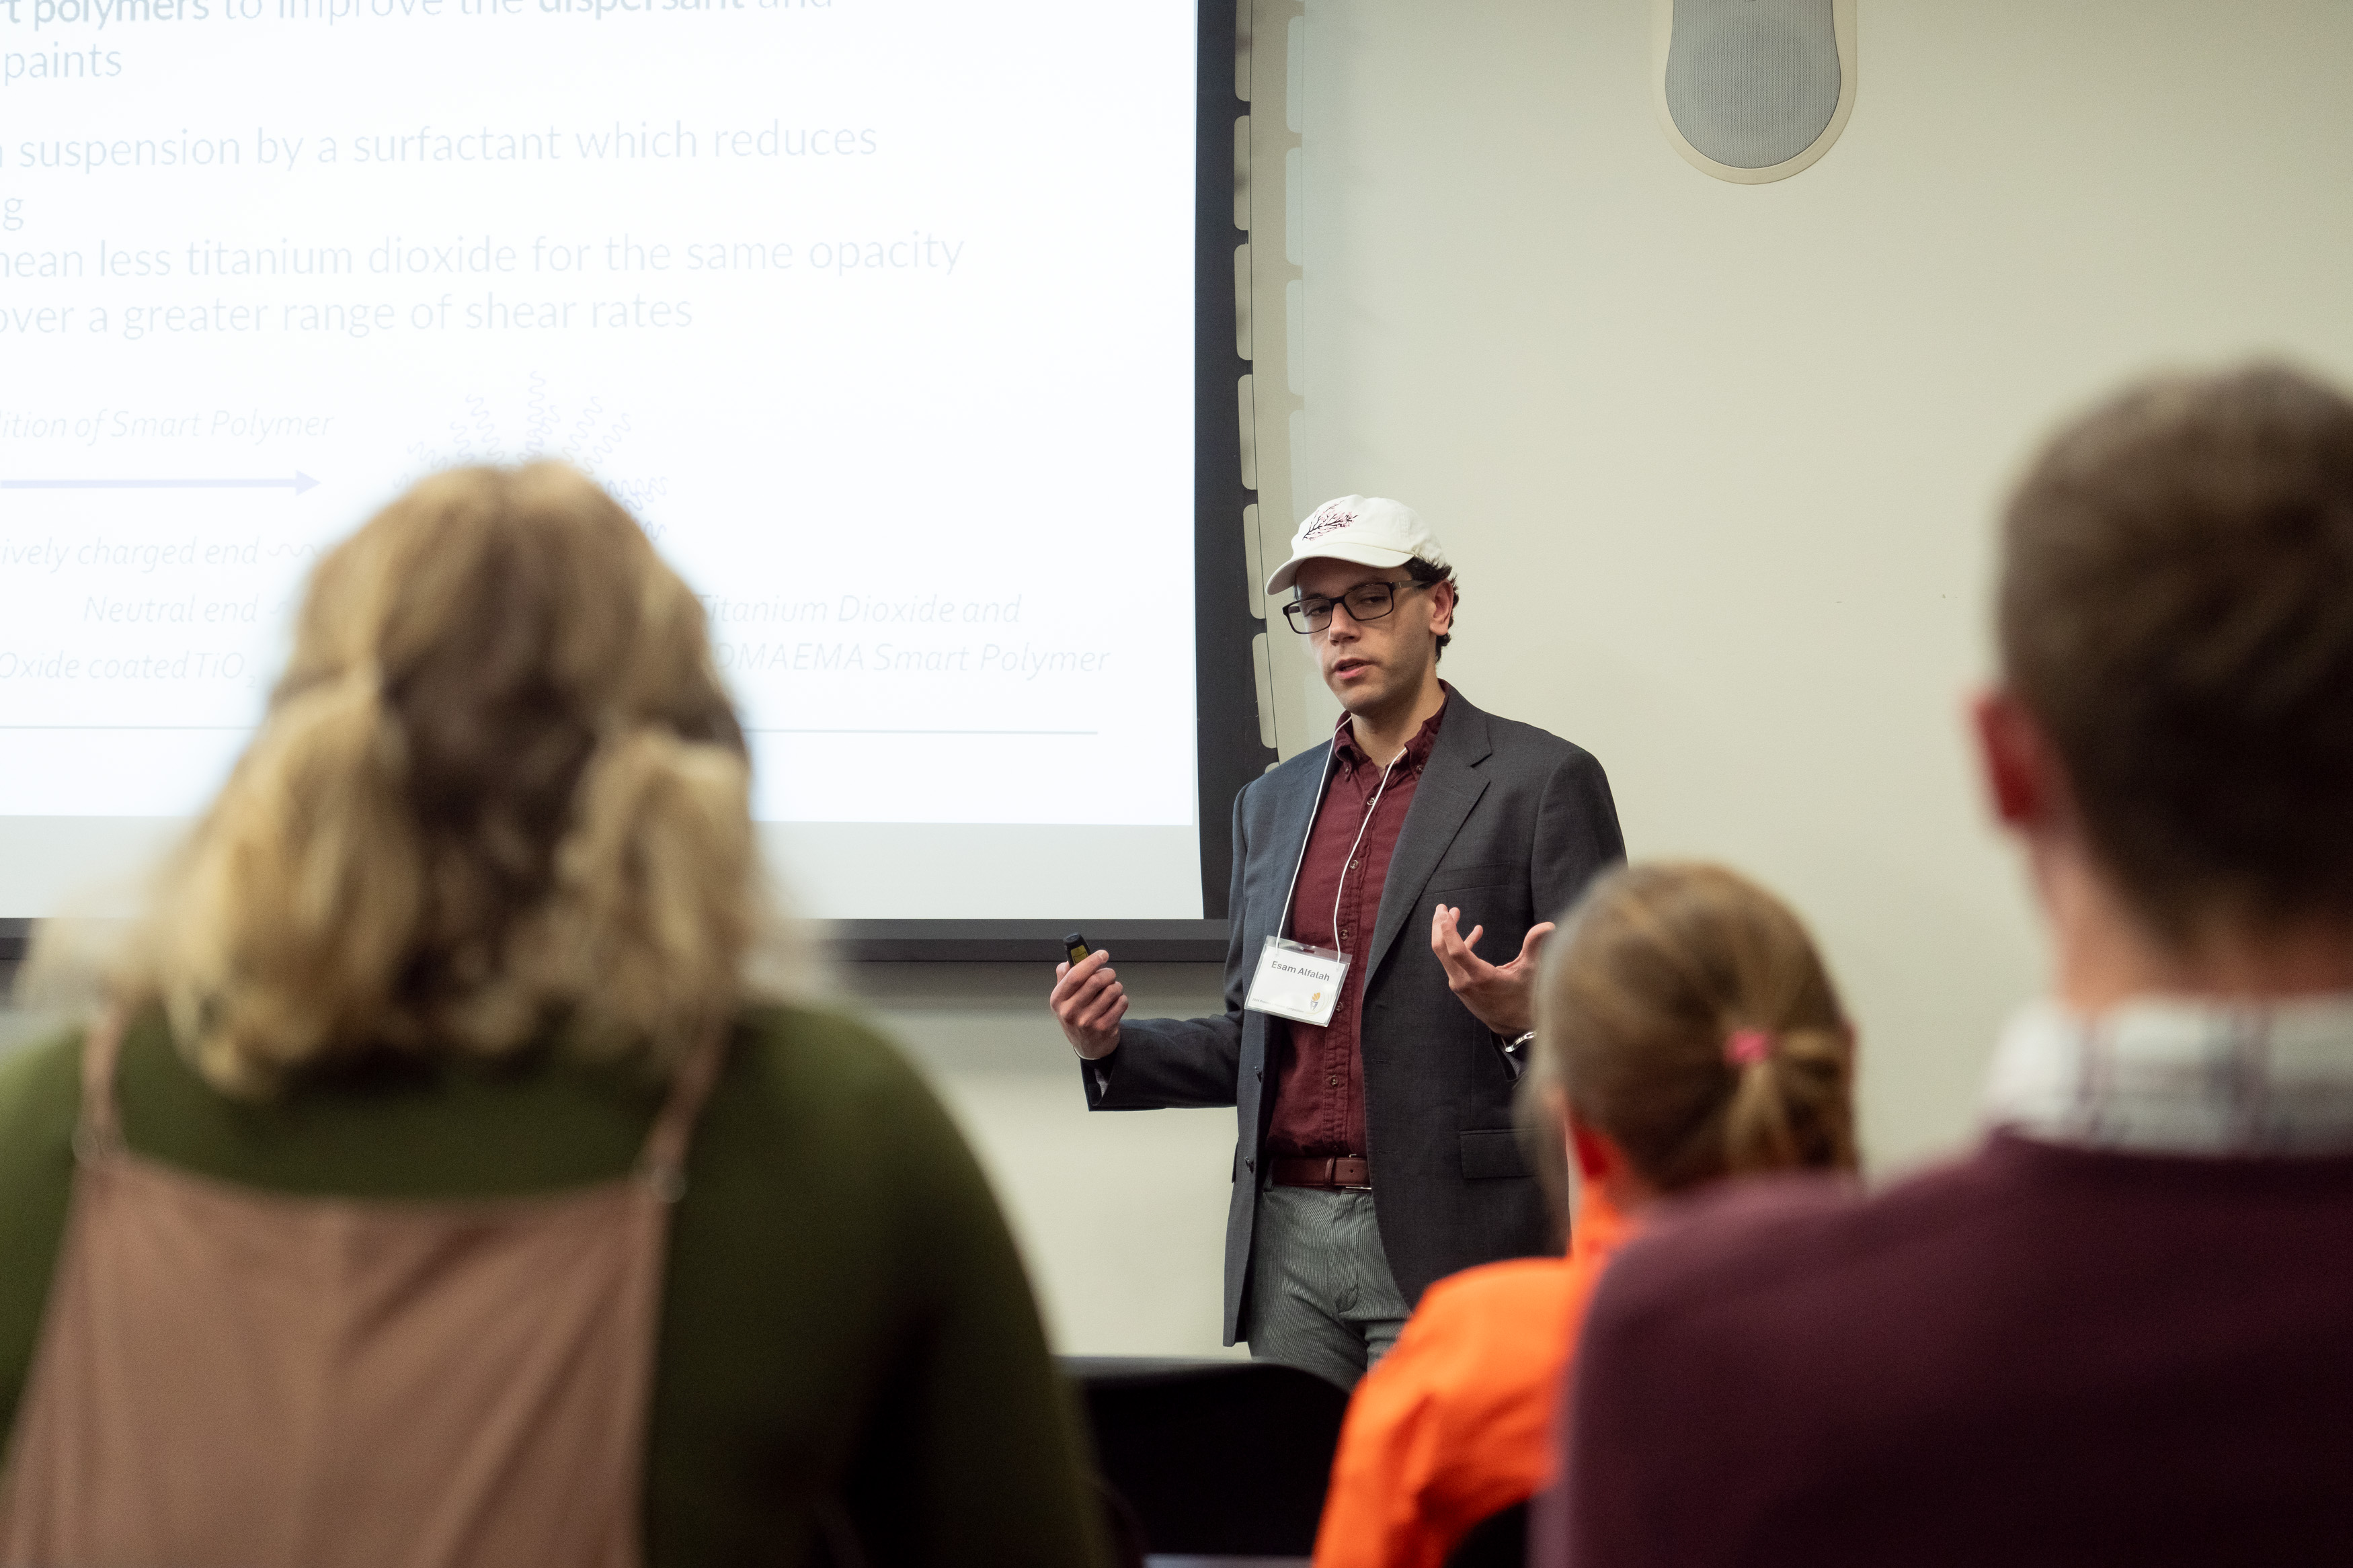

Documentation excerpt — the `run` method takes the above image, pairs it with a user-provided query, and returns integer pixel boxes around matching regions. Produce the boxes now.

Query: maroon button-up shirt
[1265,695,1449,1163]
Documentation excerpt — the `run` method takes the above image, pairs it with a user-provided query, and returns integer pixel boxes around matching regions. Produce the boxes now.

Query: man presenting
[1049,496,1623,1387]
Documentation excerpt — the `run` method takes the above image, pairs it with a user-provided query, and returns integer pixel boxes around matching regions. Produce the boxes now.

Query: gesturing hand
[1429,905,1555,1038]
[1049,948,1127,1060]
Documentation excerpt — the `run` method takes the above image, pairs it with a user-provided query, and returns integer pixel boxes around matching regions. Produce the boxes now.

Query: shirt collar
[1983,992,2353,1156]
[1332,684,1451,772]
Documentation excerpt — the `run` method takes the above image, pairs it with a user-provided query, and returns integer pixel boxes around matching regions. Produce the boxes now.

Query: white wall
[840,962,1247,1358]
[1260,0,2353,1169]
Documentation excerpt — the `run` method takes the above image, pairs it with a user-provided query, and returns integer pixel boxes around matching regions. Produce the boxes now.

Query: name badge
[1244,936,1350,1026]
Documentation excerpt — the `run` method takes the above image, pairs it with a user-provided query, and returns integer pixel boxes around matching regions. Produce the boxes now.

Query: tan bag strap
[73,1006,131,1163]
[635,1021,730,1203]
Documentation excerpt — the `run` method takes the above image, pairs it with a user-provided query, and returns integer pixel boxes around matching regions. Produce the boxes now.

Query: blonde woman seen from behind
[1313,863,1858,1568]
[0,464,1110,1568]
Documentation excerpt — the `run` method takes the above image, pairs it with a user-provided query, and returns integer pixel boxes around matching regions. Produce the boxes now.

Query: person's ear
[1426,578,1455,641]
[1972,687,2061,831]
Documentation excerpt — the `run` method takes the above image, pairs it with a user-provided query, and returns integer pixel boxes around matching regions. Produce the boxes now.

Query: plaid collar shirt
[1983,993,2353,1157]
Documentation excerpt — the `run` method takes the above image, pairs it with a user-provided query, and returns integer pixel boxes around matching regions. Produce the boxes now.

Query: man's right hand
[1050,948,1127,1059]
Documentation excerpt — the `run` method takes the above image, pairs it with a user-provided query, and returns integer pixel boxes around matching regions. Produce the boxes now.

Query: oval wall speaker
[1651,0,1858,184]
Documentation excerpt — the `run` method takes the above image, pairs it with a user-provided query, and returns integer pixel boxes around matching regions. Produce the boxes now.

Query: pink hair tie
[1724,1028,1772,1067]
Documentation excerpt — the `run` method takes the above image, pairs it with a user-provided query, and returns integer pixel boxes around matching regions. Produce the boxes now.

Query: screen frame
[0,0,1271,969]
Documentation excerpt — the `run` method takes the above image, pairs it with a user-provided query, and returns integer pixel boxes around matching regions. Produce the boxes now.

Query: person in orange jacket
[1312,862,1861,1568]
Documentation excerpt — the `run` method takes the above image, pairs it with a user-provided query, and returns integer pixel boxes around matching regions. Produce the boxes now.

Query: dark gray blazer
[1084,690,1624,1344]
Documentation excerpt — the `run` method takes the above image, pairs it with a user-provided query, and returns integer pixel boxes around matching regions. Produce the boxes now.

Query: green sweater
[0,1005,1109,1568]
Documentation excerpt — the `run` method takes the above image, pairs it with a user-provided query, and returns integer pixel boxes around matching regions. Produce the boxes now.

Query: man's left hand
[1429,904,1555,1038]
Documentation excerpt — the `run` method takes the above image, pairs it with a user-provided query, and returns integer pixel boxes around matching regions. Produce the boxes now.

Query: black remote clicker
[1062,931,1092,967]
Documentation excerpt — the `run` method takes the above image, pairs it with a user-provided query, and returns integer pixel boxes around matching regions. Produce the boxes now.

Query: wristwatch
[1497,1030,1537,1079]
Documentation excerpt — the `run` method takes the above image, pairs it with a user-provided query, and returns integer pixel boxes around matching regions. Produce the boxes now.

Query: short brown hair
[1525,863,1857,1202]
[2000,364,2353,936]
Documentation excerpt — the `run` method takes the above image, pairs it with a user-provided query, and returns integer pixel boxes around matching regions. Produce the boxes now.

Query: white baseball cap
[1264,495,1448,595]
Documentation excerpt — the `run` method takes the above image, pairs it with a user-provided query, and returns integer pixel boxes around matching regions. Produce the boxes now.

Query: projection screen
[0,0,1263,949]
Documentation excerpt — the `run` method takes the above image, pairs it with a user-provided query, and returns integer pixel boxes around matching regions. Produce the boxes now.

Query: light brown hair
[108,462,770,1094]
[1525,863,1856,1201]
[1999,362,2353,938]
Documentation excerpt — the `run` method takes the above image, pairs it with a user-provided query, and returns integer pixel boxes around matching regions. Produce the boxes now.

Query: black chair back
[1062,1356,1349,1559]
[1445,1499,1529,1568]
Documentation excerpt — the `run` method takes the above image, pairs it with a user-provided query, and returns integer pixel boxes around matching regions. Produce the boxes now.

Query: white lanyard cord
[1272,736,1406,954]
[1330,753,1404,954]
[1273,746,1339,941]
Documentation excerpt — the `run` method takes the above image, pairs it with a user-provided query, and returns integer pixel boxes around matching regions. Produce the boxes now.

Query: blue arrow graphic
[0,472,319,495]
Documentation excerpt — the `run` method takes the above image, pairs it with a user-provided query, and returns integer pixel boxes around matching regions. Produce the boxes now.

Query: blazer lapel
[1363,698,1493,985]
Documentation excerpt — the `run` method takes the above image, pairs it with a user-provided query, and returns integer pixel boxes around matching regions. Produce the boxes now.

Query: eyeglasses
[1281,578,1424,634]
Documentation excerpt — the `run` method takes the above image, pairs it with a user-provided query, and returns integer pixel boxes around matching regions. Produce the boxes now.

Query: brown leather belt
[1270,1155,1371,1190]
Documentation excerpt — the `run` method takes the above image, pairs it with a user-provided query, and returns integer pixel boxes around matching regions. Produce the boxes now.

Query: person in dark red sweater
[1546,364,2353,1567]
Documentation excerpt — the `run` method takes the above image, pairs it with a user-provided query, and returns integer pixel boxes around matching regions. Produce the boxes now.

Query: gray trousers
[1241,1186,1412,1390]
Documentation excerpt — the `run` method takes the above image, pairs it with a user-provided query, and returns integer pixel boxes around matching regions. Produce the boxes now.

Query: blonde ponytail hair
[116,462,766,1094]
[1529,862,1857,1194]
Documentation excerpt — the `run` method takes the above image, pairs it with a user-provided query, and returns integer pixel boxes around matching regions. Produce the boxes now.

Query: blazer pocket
[1460,1128,1529,1181]
[1426,862,1519,895]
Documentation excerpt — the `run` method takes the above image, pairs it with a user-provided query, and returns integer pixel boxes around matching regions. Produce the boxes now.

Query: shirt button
[1327,1075,1341,1087]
